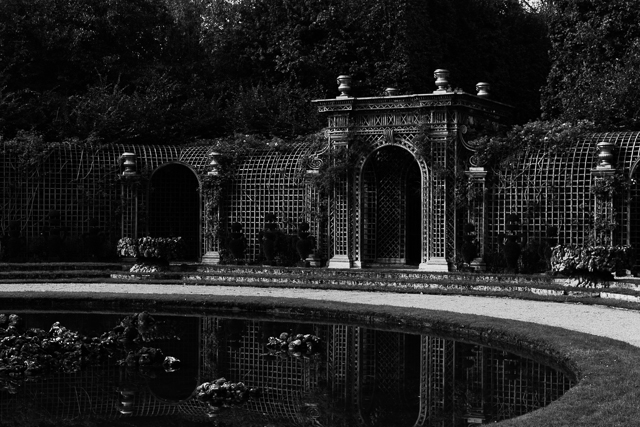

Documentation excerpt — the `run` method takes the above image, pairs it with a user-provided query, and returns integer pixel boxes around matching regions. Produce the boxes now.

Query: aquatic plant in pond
[0,312,181,393]
[263,331,322,360]
[195,377,261,416]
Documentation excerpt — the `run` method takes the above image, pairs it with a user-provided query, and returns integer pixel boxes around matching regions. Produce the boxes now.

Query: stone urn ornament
[337,75,352,97]
[433,69,450,92]
[476,82,490,97]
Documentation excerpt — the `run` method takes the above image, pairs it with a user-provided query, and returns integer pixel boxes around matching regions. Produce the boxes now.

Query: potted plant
[543,225,558,271]
[82,218,103,261]
[46,210,65,261]
[227,222,246,264]
[260,213,278,265]
[461,222,478,267]
[117,237,138,259]
[296,222,314,266]
[503,213,522,272]
[117,237,185,272]
[2,220,24,261]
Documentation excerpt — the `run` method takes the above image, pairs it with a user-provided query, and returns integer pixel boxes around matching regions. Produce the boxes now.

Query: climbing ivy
[471,119,596,171]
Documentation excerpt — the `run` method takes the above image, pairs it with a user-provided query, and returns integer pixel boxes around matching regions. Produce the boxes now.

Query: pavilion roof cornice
[312,92,513,121]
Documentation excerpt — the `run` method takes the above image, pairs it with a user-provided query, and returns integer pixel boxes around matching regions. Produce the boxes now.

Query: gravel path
[3,282,640,347]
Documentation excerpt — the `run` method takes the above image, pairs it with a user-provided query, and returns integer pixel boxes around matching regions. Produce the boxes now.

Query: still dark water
[0,311,575,427]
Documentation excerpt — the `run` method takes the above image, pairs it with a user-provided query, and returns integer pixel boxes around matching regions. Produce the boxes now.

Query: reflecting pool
[0,311,574,426]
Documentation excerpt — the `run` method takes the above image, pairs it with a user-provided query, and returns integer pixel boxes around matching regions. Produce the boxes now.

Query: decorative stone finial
[476,82,490,97]
[337,75,352,97]
[208,151,221,176]
[433,69,450,93]
[384,87,399,96]
[121,152,137,176]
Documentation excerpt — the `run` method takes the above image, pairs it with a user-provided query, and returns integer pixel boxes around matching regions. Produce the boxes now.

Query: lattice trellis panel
[1,145,123,248]
[486,143,594,251]
[223,143,320,262]
[485,132,640,253]
[0,143,212,259]
[361,146,419,263]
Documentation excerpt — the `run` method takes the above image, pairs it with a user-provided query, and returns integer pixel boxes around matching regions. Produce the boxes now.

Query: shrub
[117,237,185,261]
[551,244,634,276]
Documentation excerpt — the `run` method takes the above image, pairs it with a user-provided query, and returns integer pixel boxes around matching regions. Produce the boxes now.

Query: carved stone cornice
[312,92,513,121]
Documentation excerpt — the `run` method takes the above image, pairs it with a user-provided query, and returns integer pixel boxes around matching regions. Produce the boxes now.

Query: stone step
[1,262,638,302]
[0,262,127,272]
[0,270,115,280]
[196,264,557,286]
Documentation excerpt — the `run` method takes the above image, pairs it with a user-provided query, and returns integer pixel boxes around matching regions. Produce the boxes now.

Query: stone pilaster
[328,133,354,269]
[465,167,488,270]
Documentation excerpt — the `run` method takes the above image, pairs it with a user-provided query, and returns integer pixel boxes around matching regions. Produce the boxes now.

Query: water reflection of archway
[148,163,200,260]
[361,146,422,266]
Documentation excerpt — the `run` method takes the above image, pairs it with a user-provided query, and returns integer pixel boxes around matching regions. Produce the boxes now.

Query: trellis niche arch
[354,140,428,268]
[147,161,202,260]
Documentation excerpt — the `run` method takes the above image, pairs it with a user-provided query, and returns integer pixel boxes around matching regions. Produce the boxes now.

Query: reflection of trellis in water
[424,337,455,427]
[486,349,574,421]
[1,365,121,422]
[0,364,213,422]
[327,324,350,403]
[2,318,578,425]
[198,316,219,383]
[355,329,416,426]
[225,320,322,425]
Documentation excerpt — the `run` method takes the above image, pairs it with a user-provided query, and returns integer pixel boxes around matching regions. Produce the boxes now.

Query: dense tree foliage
[542,0,640,130]
[202,0,549,120]
[0,0,549,146]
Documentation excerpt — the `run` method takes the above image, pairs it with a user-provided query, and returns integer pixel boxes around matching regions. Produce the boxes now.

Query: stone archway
[148,163,201,260]
[360,146,422,266]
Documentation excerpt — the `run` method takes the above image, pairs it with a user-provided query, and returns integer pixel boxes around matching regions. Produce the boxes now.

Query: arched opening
[361,146,422,266]
[148,163,200,260]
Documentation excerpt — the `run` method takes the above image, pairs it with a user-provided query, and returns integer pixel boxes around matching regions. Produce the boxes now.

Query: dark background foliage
[541,0,640,130]
[0,0,551,147]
